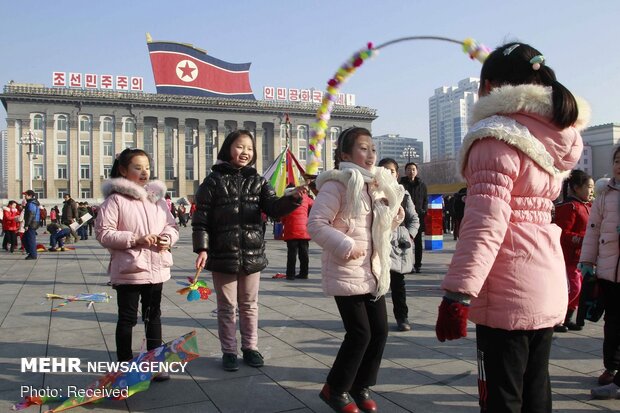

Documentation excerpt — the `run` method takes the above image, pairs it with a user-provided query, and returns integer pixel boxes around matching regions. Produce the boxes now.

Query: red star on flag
[178,62,196,79]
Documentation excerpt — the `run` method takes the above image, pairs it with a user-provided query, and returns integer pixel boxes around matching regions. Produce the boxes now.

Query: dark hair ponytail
[562,169,591,200]
[110,148,150,178]
[480,42,578,128]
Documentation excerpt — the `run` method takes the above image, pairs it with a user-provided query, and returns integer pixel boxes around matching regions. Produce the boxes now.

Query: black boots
[554,310,582,333]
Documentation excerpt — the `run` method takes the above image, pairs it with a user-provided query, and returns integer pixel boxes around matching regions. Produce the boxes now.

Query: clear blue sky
[1,1,618,159]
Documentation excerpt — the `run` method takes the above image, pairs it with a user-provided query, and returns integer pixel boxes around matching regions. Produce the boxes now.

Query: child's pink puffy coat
[580,178,620,283]
[96,178,179,285]
[441,84,588,330]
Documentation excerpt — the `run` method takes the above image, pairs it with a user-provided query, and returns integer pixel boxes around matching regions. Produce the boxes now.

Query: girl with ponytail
[435,42,589,412]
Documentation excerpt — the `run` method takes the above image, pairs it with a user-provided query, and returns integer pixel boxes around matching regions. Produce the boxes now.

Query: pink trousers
[212,271,260,354]
[567,263,582,311]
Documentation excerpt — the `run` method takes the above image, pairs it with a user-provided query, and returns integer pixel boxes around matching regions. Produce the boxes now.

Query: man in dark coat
[61,193,79,242]
[22,190,41,260]
[400,162,427,273]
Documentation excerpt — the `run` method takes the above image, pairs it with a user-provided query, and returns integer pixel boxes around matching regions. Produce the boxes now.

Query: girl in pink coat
[308,127,404,413]
[580,147,620,398]
[435,42,588,412]
[96,148,179,378]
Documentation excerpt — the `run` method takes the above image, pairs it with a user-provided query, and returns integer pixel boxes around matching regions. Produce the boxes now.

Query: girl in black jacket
[192,130,305,371]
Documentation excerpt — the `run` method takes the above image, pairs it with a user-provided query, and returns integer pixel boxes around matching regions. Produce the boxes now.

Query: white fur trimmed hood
[459,84,589,177]
[101,178,167,203]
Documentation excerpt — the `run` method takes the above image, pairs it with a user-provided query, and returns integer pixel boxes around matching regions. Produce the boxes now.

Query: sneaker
[24,255,37,260]
[599,369,617,385]
[414,267,421,273]
[222,353,239,372]
[397,319,411,332]
[59,247,66,252]
[48,247,58,252]
[565,321,583,331]
[591,383,620,399]
[295,274,309,279]
[242,349,264,367]
[152,371,170,382]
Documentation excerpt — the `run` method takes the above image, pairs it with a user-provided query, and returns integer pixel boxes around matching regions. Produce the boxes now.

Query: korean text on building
[263,86,356,106]
[52,72,144,92]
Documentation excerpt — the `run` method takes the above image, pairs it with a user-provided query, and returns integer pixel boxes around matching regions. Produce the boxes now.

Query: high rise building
[373,134,423,167]
[428,77,479,161]
[580,123,620,179]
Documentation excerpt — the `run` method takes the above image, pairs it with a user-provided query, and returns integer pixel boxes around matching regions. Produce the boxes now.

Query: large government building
[0,84,376,202]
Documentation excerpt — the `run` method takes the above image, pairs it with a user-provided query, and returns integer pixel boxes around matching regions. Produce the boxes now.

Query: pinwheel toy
[176,268,212,301]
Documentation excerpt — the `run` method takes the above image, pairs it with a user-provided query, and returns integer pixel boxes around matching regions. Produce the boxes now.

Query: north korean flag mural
[147,40,255,99]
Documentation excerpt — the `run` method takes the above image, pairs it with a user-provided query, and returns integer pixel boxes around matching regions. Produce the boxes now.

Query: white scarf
[334,161,405,298]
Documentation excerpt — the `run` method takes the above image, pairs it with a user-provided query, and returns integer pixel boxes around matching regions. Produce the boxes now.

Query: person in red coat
[281,184,314,280]
[554,169,594,332]
[2,200,20,253]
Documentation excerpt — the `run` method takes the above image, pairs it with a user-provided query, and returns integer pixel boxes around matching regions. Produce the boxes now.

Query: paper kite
[45,293,112,312]
[176,268,212,301]
[12,330,199,412]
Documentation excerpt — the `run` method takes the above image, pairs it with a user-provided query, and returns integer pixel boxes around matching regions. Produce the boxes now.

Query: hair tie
[530,55,544,70]
[503,44,520,56]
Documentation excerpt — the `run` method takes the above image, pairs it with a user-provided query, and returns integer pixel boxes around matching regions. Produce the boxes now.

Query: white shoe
[591,383,620,399]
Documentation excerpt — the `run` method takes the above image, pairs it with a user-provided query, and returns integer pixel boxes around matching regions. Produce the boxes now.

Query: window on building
[102,117,113,132]
[80,117,91,132]
[583,149,588,155]
[124,119,136,133]
[34,142,44,156]
[80,165,90,180]
[33,164,44,178]
[185,134,194,157]
[103,164,112,179]
[167,190,177,197]
[80,141,90,156]
[34,190,44,199]
[165,167,175,180]
[57,141,67,156]
[584,159,588,165]
[57,188,68,198]
[185,167,194,180]
[33,114,44,130]
[57,164,68,179]
[298,143,307,161]
[330,127,340,142]
[81,188,91,199]
[56,116,67,131]
[103,141,113,157]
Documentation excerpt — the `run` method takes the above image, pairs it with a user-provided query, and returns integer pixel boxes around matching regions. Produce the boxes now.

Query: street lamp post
[18,129,43,192]
[401,146,418,164]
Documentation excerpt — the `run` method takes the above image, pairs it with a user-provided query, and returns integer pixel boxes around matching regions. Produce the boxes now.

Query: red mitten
[435,297,470,342]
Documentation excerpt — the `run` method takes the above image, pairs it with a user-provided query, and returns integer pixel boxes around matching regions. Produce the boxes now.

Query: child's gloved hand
[578,262,595,279]
[435,297,469,342]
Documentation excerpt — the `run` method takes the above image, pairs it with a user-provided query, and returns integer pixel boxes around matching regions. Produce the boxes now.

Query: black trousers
[327,294,388,393]
[476,324,553,413]
[3,230,17,251]
[390,271,408,321]
[285,239,309,277]
[413,230,423,270]
[114,283,163,361]
[600,280,620,384]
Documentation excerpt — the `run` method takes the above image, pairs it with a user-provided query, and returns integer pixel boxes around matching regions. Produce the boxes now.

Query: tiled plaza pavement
[0,225,618,412]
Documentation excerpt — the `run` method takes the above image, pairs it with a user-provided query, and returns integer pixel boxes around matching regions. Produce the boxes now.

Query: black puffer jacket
[192,163,301,274]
